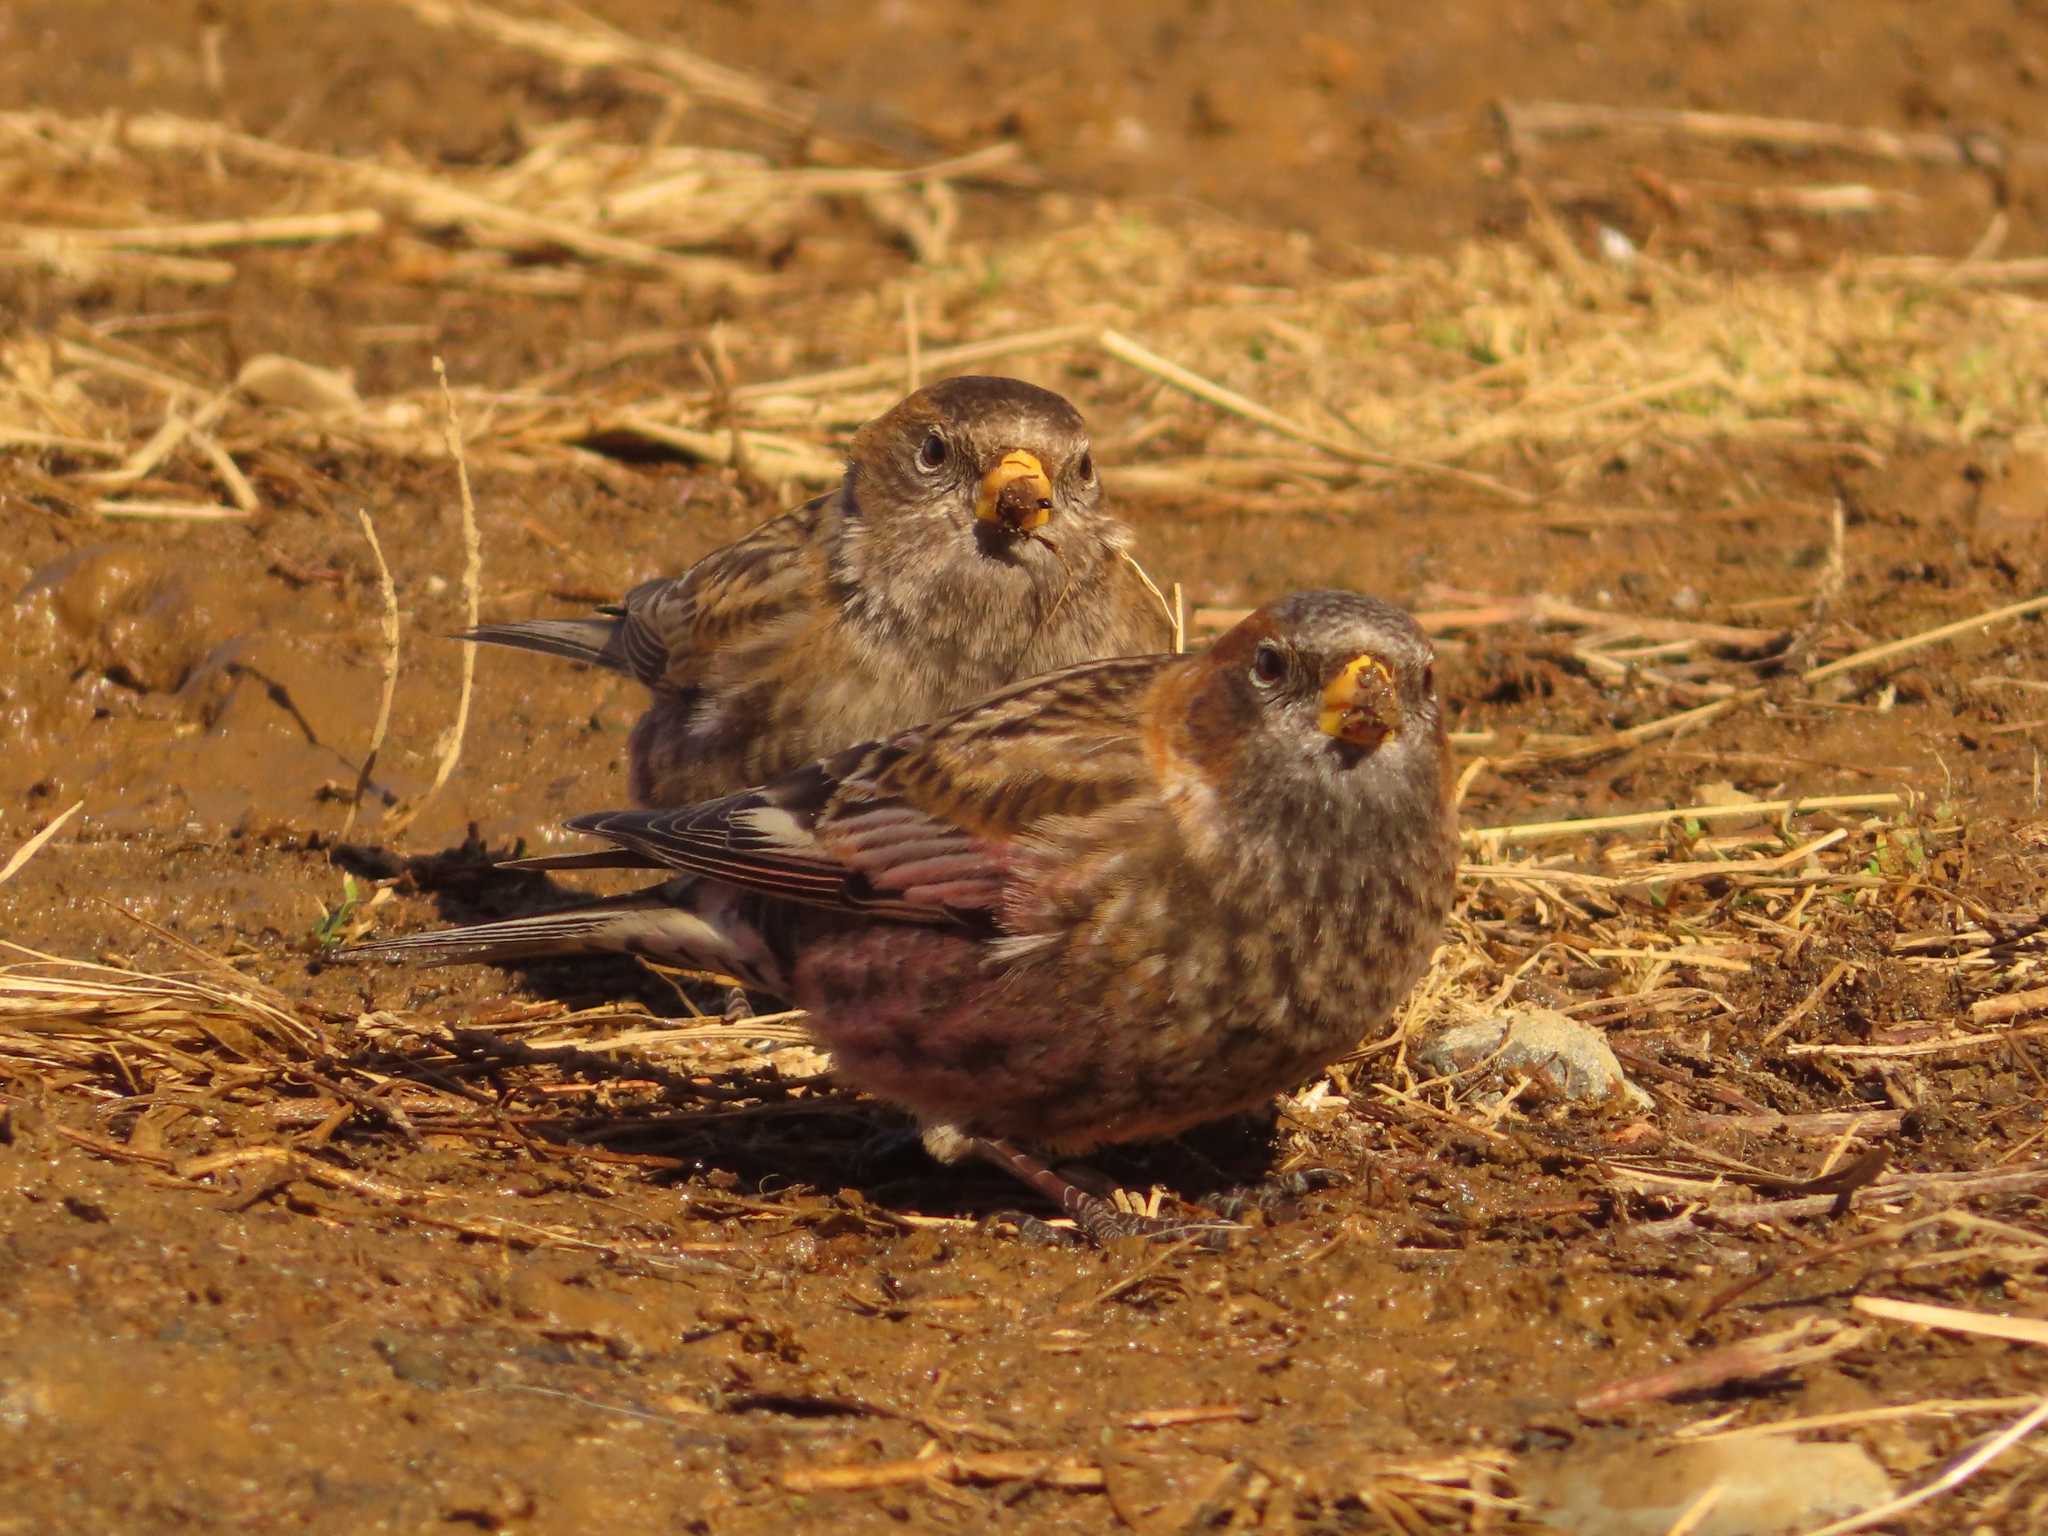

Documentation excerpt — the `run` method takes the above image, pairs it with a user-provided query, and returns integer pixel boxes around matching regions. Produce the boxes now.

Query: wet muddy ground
[3,2,2047,1531]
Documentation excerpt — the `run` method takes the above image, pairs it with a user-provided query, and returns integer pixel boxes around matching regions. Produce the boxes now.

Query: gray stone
[1521,1436,1895,1536]
[1413,1007,1652,1112]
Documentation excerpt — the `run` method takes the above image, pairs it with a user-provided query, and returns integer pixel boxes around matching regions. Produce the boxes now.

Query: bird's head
[1176,590,1449,814]
[845,375,1103,559]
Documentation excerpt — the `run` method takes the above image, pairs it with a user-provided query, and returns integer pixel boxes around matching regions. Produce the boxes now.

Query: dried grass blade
[0,801,84,887]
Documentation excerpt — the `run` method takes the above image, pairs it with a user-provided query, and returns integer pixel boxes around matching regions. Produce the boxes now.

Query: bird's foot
[1069,1193,1239,1250]
[979,1209,1080,1247]
[964,1136,1242,1250]
[1205,1165,1349,1225]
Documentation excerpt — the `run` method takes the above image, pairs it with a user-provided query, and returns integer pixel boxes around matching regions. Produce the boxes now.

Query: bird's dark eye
[1076,450,1095,482]
[1249,643,1286,687]
[917,430,948,470]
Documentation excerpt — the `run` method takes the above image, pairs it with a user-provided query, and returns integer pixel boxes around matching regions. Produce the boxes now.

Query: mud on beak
[974,450,1054,535]
[1318,653,1400,751]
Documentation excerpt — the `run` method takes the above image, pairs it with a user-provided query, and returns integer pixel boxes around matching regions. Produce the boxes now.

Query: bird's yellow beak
[974,450,1054,534]
[1318,653,1400,750]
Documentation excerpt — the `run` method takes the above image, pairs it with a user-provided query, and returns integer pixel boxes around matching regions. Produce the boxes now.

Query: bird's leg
[1048,1160,1121,1200]
[962,1136,1239,1248]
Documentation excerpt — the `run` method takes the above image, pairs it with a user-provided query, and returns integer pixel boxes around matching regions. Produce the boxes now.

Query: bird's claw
[981,1208,1081,1246]
[1070,1193,1243,1250]
[1206,1165,1349,1224]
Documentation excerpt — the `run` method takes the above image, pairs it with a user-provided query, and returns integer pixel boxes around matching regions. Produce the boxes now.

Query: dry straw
[379,360,482,839]
[8,77,2048,514]
[343,509,401,841]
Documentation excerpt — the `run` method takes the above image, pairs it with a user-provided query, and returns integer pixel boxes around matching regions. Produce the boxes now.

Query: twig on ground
[87,498,249,521]
[1971,986,2048,1025]
[1097,328,1535,504]
[0,801,85,887]
[382,361,480,838]
[343,508,401,840]
[732,324,1094,403]
[1786,1020,2048,1060]
[1852,1296,2048,1349]
[782,1450,1105,1493]
[1488,590,2048,770]
[1,209,383,252]
[1859,255,2048,287]
[1802,592,2048,686]
[1465,793,1900,848]
[1792,1397,2048,1536]
[1496,99,2047,170]
[1633,1166,2048,1240]
[1679,1397,2044,1442]
[378,0,818,132]
[1577,1318,1869,1413]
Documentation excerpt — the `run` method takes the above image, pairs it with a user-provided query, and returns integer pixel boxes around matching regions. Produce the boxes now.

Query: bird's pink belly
[792,929,1327,1152]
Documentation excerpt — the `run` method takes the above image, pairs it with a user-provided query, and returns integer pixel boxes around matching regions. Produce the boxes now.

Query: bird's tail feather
[461,617,625,672]
[339,879,788,994]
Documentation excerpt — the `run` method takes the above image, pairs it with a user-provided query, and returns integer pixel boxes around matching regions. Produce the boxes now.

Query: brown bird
[467,375,1174,807]
[353,592,1458,1242]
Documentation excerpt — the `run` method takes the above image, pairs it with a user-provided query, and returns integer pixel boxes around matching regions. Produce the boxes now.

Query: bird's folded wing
[618,493,836,691]
[551,654,1169,924]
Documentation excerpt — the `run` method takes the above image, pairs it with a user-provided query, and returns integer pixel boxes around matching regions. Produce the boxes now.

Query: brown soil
[3,2,2047,1532]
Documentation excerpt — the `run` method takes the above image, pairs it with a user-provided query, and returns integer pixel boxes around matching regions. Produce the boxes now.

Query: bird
[350,591,1459,1242]
[465,375,1175,808]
